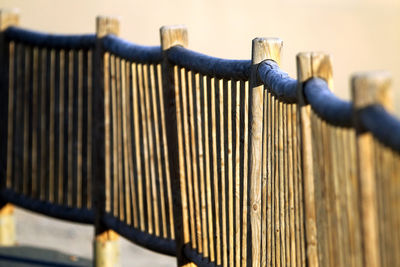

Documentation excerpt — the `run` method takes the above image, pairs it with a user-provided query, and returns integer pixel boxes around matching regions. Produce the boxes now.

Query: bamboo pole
[160,25,195,267]
[296,52,333,267]
[351,71,392,267]
[250,37,282,267]
[0,8,19,247]
[94,15,120,267]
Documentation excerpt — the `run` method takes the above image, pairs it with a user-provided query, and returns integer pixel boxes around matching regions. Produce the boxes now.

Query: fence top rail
[166,45,251,80]
[102,34,162,64]
[304,77,353,127]
[359,105,400,152]
[257,60,297,103]
[3,26,96,50]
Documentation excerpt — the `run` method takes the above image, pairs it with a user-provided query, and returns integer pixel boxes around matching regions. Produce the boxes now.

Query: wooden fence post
[0,8,19,247]
[160,25,194,267]
[351,71,392,267]
[94,15,120,267]
[249,37,282,267]
[296,52,333,267]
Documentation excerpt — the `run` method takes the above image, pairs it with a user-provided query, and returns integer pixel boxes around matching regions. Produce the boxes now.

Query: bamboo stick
[296,52,334,267]
[250,37,282,267]
[351,71,392,267]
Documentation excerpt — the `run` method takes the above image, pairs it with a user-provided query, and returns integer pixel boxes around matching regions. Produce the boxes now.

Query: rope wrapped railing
[0,23,96,224]
[4,26,95,49]
[257,60,297,103]
[102,35,162,64]
[304,77,353,127]
[358,105,400,152]
[161,26,253,267]
[254,41,306,267]
[94,18,177,259]
[1,9,400,267]
[166,45,251,80]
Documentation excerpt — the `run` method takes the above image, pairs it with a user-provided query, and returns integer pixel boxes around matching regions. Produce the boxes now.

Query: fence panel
[257,55,306,267]
[97,32,176,255]
[0,25,96,223]
[296,53,363,267]
[352,72,400,267]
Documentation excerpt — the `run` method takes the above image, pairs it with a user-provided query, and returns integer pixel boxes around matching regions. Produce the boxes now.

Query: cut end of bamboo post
[0,8,20,31]
[160,25,188,51]
[94,230,120,267]
[296,52,333,89]
[96,16,120,38]
[351,71,392,110]
[0,204,16,246]
[251,37,282,65]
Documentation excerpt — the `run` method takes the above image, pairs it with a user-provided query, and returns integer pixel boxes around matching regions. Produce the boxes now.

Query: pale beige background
[2,0,400,104]
[2,0,400,265]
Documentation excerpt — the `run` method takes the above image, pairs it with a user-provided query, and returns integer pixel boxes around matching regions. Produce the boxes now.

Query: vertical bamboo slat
[296,52,333,267]
[160,25,194,267]
[352,72,392,267]
[131,62,145,231]
[250,37,282,267]
[94,15,120,267]
[0,8,19,247]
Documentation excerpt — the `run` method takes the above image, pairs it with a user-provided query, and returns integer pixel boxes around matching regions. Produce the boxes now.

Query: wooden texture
[250,37,282,267]
[297,53,363,267]
[94,15,121,267]
[96,16,120,38]
[160,25,193,267]
[0,9,19,247]
[0,9,19,31]
[296,52,334,267]
[94,230,120,267]
[352,72,392,267]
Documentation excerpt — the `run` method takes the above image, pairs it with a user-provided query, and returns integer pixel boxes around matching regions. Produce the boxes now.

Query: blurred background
[1,0,400,266]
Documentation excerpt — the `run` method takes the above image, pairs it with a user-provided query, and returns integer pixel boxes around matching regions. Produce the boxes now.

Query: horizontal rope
[102,213,176,256]
[359,105,400,152]
[304,77,353,127]
[4,26,95,50]
[0,189,94,224]
[166,46,251,80]
[257,60,297,103]
[102,35,162,64]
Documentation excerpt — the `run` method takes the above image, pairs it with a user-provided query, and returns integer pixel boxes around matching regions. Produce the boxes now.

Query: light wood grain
[156,63,175,238]
[121,59,132,225]
[241,80,249,267]
[150,64,167,237]
[103,52,111,213]
[143,63,160,236]
[352,72,392,267]
[137,63,153,234]
[203,75,215,262]
[250,37,282,267]
[180,67,197,248]
[234,80,241,267]
[296,52,334,267]
[110,54,118,217]
[131,63,145,231]
[210,77,221,265]
[187,70,203,253]
[96,16,120,38]
[173,65,190,243]
[0,9,19,30]
[194,72,208,257]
